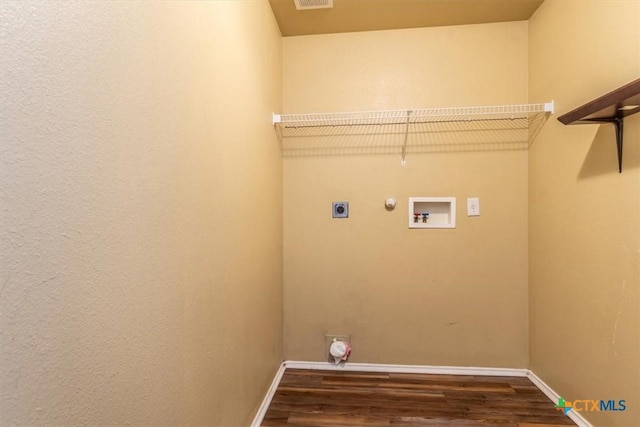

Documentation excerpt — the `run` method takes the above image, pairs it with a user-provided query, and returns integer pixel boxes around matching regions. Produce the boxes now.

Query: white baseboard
[250,362,286,427]
[527,371,593,427]
[251,361,589,427]
[284,360,529,377]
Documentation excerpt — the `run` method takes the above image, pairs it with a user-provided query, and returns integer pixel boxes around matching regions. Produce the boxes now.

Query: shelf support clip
[401,110,411,166]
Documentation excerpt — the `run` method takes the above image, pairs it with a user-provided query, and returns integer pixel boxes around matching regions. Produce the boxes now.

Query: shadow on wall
[578,122,640,179]
[278,115,549,157]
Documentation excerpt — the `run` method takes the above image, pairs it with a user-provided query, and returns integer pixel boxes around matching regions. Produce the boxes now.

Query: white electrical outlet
[467,197,480,216]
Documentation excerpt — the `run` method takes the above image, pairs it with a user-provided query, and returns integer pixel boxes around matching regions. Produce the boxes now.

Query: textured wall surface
[528,1,640,426]
[0,1,282,425]
[282,22,531,367]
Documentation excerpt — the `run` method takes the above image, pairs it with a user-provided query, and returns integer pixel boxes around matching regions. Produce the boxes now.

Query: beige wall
[3,1,637,425]
[0,1,282,426]
[529,1,640,426]
[283,22,531,367]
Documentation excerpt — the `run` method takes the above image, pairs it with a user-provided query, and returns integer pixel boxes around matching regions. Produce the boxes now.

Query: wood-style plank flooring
[261,369,576,426]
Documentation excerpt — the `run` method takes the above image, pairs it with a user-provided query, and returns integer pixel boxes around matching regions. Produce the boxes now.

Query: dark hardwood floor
[261,369,576,426]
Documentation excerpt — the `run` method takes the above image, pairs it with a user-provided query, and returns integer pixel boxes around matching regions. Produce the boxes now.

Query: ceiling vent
[294,0,333,10]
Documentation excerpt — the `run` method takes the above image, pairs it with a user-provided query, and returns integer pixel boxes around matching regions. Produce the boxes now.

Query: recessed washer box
[409,197,456,229]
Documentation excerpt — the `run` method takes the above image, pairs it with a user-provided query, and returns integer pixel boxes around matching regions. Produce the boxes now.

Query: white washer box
[408,197,456,229]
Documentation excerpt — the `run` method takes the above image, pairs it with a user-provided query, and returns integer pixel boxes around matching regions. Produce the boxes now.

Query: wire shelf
[273,102,554,129]
[274,102,554,162]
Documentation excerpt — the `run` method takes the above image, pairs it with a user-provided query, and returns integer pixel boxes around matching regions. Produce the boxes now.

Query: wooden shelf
[558,78,640,172]
[558,79,640,125]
